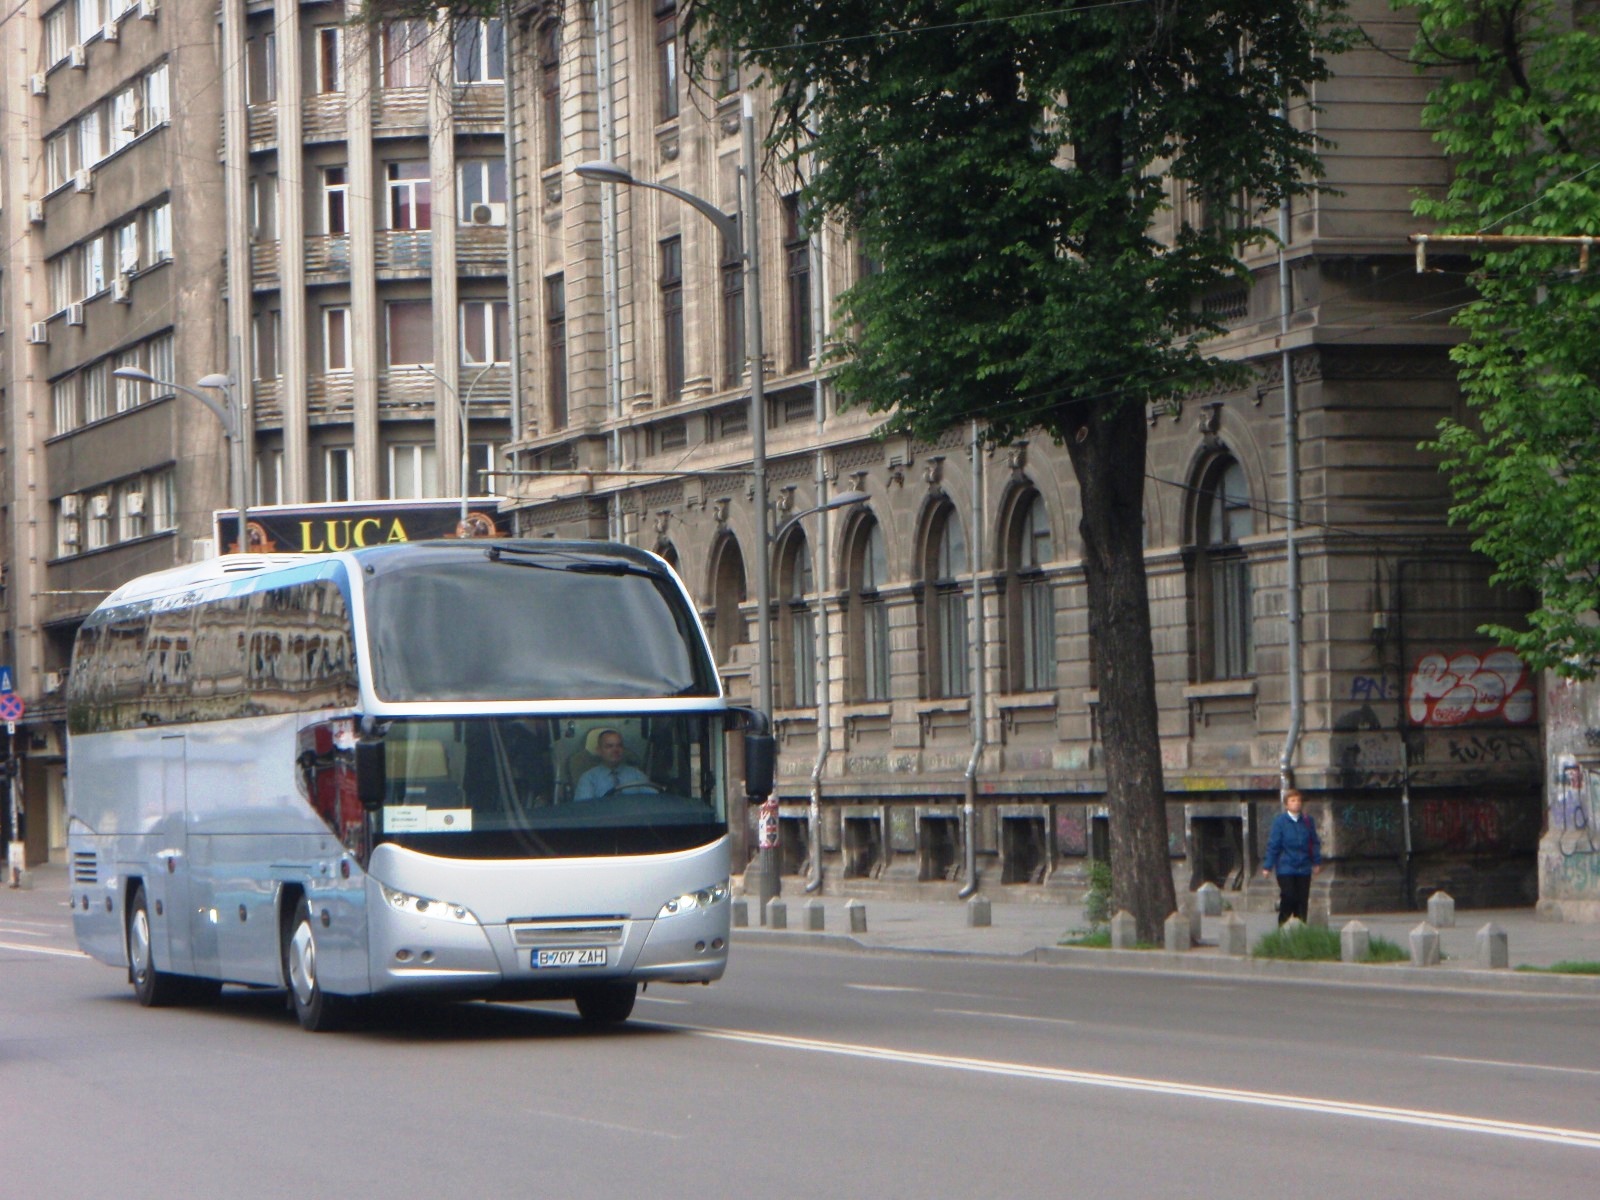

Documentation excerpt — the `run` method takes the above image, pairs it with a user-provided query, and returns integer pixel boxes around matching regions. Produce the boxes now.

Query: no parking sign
[0,692,22,724]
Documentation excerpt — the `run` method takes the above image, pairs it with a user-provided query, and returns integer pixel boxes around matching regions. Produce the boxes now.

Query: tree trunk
[1064,396,1176,944]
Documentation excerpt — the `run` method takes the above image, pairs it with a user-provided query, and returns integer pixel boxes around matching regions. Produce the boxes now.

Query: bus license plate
[533,947,607,969]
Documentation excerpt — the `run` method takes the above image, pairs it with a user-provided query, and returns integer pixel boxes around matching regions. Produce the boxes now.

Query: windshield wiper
[485,548,663,579]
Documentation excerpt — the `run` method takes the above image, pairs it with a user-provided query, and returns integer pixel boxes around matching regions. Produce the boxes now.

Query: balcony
[305,235,353,279]
[377,230,432,274]
[247,103,276,147]
[374,89,428,136]
[250,241,279,289]
[307,373,356,423]
[302,94,348,144]
[458,225,509,276]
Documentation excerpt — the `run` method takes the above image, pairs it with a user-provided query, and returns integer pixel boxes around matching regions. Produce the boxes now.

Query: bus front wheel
[128,884,188,1007]
[574,982,636,1026]
[284,897,347,1032]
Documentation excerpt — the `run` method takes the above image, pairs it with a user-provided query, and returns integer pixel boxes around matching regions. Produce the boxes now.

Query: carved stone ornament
[924,455,945,491]
[713,497,731,526]
[1008,441,1029,478]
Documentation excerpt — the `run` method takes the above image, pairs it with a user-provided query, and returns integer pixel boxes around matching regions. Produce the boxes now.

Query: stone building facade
[501,0,1543,910]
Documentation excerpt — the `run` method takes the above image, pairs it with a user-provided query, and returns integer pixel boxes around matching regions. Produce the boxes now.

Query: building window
[147,468,176,532]
[655,0,678,121]
[323,307,351,372]
[459,159,507,222]
[386,299,433,366]
[454,17,504,83]
[247,32,277,104]
[113,350,140,412]
[925,506,970,699]
[539,21,562,167]
[249,175,278,242]
[118,483,146,543]
[144,201,172,262]
[388,444,439,499]
[148,333,174,392]
[660,236,684,401]
[324,447,354,502]
[783,194,812,370]
[848,517,891,702]
[52,380,78,436]
[383,19,430,88]
[110,87,139,153]
[1196,456,1254,681]
[48,255,73,312]
[81,235,106,297]
[546,275,567,430]
[722,231,745,387]
[315,26,343,94]
[115,219,139,274]
[779,530,817,709]
[461,300,510,365]
[387,161,431,230]
[710,535,748,665]
[144,62,170,126]
[78,109,104,169]
[47,133,72,191]
[1006,492,1056,692]
[46,6,68,64]
[256,448,284,506]
[323,166,349,235]
[466,442,496,495]
[253,310,281,380]
[83,362,110,424]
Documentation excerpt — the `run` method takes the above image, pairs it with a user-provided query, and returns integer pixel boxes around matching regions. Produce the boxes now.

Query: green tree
[1406,0,1600,677]
[686,0,1346,941]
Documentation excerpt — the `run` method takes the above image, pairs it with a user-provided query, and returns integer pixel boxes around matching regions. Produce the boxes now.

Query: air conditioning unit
[27,200,45,224]
[67,302,85,326]
[74,168,94,193]
[91,494,111,518]
[469,202,506,227]
[112,274,131,303]
[138,0,157,18]
[102,20,119,42]
[29,73,46,97]
[60,495,81,517]
[69,43,87,69]
[43,671,63,696]
[27,322,49,345]
[125,491,145,516]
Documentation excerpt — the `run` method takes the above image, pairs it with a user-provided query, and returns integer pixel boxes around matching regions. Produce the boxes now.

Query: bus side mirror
[355,738,386,810]
[743,734,775,802]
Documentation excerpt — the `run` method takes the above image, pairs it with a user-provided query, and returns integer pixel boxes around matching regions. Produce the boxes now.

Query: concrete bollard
[1476,922,1509,970]
[1110,909,1137,950]
[1163,910,1191,952]
[731,898,749,928]
[1341,919,1370,963]
[845,898,868,933]
[1220,911,1248,956]
[1410,920,1440,966]
[1427,890,1456,929]
[1308,895,1331,930]
[803,899,826,931]
[966,895,992,928]
[1183,898,1202,944]
[766,897,788,930]
[1196,882,1223,917]
[1282,916,1305,933]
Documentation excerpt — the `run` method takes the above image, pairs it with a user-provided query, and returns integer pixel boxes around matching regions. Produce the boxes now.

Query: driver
[572,728,654,801]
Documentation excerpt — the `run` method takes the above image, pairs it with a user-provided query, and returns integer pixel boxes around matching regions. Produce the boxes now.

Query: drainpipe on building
[502,0,523,449]
[805,225,831,895]
[1276,165,1304,804]
[593,0,623,540]
[959,421,986,899]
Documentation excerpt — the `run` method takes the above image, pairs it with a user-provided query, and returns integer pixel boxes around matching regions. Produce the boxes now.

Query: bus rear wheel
[284,898,347,1032]
[574,982,636,1026]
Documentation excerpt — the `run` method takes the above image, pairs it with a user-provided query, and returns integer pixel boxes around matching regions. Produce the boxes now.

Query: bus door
[152,732,198,976]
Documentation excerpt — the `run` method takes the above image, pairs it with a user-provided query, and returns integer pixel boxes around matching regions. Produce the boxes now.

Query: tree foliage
[687,0,1348,939]
[1407,0,1600,678]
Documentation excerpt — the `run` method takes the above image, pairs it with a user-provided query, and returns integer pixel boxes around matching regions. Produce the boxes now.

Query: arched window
[923,505,970,698]
[778,529,816,708]
[709,535,747,667]
[1005,492,1055,692]
[1196,457,1254,680]
[655,539,680,573]
[846,516,890,702]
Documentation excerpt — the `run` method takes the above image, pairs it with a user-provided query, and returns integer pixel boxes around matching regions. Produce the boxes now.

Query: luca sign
[215,500,511,554]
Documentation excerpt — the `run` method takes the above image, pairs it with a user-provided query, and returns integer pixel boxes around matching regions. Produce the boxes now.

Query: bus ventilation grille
[72,852,99,885]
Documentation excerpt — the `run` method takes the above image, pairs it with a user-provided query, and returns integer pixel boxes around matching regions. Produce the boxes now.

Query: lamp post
[413,362,496,530]
[114,366,247,554]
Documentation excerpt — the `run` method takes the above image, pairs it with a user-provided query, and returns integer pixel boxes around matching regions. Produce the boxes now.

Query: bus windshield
[370,713,728,859]
[363,549,716,702]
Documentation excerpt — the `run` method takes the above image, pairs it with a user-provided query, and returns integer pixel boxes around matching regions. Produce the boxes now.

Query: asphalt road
[5,905,1599,1199]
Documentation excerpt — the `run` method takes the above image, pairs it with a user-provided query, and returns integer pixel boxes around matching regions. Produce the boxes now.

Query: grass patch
[1252,923,1409,964]
[1058,928,1160,950]
[1514,960,1600,975]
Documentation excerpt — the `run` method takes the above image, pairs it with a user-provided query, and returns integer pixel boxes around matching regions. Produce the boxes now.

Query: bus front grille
[509,923,625,947]
[72,851,99,884]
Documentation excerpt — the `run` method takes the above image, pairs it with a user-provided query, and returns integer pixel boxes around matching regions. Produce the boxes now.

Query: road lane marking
[845,984,923,993]
[0,939,88,958]
[638,995,692,1005]
[674,1025,1600,1150]
[934,1008,1079,1027]
[1427,1055,1600,1078]
[0,927,51,938]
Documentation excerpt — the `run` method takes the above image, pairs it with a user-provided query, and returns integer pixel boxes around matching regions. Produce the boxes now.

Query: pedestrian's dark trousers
[1276,872,1312,925]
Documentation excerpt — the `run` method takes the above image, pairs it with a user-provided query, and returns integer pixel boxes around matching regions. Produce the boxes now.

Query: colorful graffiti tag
[1408,649,1536,727]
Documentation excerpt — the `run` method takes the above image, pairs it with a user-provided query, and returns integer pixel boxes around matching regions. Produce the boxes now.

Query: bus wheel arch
[281,891,347,1032]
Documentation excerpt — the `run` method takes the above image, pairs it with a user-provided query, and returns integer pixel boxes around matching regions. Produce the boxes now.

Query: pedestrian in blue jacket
[1261,788,1320,925]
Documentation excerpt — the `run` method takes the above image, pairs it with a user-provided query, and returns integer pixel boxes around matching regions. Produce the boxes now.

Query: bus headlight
[380,884,479,925]
[657,881,729,919]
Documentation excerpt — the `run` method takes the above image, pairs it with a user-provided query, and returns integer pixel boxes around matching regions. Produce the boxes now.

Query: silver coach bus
[65,541,772,1030]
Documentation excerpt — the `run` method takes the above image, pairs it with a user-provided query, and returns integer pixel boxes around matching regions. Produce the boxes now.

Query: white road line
[845,983,923,993]
[934,1008,1079,1027]
[673,1025,1600,1151]
[1427,1055,1600,1078]
[0,927,50,938]
[0,939,88,958]
[638,995,692,1005]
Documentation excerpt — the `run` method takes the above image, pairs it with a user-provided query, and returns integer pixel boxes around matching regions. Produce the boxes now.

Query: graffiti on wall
[1553,755,1597,858]
[1408,649,1537,727]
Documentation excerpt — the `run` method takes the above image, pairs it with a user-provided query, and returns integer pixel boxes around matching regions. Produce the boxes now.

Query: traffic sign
[0,693,24,723]
[0,666,12,694]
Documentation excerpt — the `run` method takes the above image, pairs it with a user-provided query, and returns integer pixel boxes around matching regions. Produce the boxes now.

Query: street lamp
[575,96,781,910]
[114,366,247,554]
[413,362,496,530]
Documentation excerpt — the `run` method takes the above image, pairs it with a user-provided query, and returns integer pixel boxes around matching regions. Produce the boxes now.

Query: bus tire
[574,982,636,1026]
[128,884,185,1008]
[284,897,346,1032]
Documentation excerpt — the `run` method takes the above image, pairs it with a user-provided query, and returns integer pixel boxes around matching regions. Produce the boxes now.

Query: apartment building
[502,0,1543,911]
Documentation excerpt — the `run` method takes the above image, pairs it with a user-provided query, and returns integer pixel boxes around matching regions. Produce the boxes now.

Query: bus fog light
[380,884,479,925]
[657,880,730,919]
[395,949,413,962]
